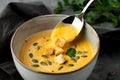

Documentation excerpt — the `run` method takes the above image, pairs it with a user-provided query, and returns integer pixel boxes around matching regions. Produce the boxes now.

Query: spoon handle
[81,0,94,13]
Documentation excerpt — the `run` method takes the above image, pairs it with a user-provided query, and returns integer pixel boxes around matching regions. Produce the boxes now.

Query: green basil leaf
[76,0,86,5]
[109,0,120,8]
[108,13,118,27]
[66,48,76,57]
[86,11,96,24]
[54,7,63,14]
[58,1,63,9]
[64,0,70,6]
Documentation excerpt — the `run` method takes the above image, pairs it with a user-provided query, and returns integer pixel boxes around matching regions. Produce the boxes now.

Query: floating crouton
[43,46,54,56]
[55,37,66,47]
[54,54,66,64]
[54,47,64,56]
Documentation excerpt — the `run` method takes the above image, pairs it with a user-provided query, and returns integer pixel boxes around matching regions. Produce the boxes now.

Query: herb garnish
[66,48,76,58]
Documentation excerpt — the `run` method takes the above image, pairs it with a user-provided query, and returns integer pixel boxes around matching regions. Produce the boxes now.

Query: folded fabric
[0,2,50,80]
[0,1,51,63]
[0,61,23,80]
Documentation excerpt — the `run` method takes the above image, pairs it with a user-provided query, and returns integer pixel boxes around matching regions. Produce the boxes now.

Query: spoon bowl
[62,15,84,37]
[52,0,94,42]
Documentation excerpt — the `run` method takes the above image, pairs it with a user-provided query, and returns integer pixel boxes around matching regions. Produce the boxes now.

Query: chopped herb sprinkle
[33,42,38,46]
[32,59,38,63]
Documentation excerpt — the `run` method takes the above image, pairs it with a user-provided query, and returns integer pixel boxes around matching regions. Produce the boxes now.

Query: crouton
[54,47,64,56]
[55,37,66,47]
[54,54,66,64]
[43,46,54,56]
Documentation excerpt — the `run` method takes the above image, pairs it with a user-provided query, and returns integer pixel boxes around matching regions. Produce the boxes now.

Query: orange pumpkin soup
[19,28,94,73]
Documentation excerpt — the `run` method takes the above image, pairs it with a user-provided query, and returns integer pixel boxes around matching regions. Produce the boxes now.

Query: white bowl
[10,14,100,80]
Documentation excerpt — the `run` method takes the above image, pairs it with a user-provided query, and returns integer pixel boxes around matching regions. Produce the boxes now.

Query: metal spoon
[52,0,94,42]
[62,0,94,33]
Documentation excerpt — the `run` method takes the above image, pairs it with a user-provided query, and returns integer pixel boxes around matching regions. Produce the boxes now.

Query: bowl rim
[10,14,100,75]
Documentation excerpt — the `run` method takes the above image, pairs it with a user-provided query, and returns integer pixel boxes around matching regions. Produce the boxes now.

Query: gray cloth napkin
[0,2,50,80]
[0,1,120,80]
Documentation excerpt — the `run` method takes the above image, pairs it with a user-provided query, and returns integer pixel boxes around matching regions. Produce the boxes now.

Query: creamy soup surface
[19,23,94,73]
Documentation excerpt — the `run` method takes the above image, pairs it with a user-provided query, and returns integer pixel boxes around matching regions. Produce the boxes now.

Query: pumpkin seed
[81,55,88,58]
[41,55,48,59]
[83,51,88,53]
[29,53,33,58]
[47,60,52,65]
[33,42,38,46]
[77,50,82,54]
[32,59,38,63]
[76,56,80,60]
[71,58,77,62]
[58,66,63,70]
[32,64,39,67]
[40,61,48,66]
[37,46,41,50]
[68,64,74,67]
